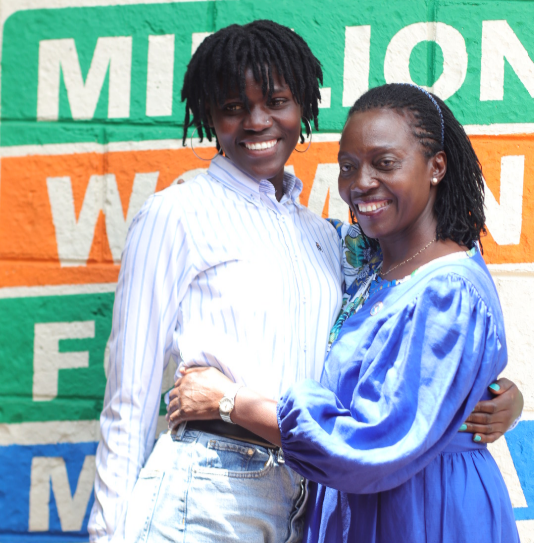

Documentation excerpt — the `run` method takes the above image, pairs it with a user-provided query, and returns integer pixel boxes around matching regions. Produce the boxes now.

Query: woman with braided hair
[90,18,522,543]
[169,83,520,542]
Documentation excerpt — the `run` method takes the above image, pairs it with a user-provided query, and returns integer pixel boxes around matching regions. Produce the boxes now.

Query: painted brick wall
[0,0,533,540]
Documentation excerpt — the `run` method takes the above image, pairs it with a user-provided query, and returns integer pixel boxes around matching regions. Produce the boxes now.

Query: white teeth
[244,140,277,150]
[358,201,390,213]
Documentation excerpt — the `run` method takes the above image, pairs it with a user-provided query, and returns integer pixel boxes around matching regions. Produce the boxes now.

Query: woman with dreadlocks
[168,82,520,542]
[89,20,342,543]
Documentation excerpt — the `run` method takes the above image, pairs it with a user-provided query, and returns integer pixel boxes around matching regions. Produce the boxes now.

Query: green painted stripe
[3,1,534,146]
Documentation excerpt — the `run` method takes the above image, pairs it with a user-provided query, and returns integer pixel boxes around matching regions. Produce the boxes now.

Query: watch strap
[219,384,244,424]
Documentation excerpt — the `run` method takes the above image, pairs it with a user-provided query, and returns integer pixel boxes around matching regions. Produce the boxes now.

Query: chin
[248,161,286,180]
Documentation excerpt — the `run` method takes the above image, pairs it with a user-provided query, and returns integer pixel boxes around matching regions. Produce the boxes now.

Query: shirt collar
[208,155,303,205]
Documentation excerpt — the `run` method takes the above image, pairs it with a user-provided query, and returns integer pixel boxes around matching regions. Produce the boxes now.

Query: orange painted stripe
[0,137,532,288]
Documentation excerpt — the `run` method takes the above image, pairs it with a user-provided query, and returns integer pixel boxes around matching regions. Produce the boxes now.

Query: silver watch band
[219,384,244,424]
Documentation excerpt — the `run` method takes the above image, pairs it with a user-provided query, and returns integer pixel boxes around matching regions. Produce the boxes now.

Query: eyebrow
[339,144,399,156]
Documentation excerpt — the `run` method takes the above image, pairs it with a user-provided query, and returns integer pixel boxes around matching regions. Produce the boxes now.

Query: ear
[429,150,447,186]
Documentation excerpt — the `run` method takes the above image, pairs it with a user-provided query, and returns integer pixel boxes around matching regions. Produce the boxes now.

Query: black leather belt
[186,419,278,450]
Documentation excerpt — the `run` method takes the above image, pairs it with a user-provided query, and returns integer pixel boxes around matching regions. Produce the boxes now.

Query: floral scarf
[327,220,383,349]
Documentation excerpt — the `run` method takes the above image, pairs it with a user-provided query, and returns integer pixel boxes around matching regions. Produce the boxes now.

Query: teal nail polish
[459,424,467,432]
[489,383,501,392]
[474,435,482,442]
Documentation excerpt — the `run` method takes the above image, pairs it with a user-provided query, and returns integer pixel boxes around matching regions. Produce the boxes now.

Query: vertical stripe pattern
[89,155,343,542]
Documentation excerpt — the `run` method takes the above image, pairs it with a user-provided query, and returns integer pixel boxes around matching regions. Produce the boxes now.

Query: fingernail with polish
[459,424,467,432]
[474,435,482,442]
[489,383,500,392]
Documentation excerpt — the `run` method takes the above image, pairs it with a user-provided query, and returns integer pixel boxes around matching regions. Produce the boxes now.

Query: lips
[242,139,278,151]
[356,199,392,214]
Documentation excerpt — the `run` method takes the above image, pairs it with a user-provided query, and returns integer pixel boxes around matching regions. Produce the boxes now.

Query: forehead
[224,66,289,97]
[340,108,417,151]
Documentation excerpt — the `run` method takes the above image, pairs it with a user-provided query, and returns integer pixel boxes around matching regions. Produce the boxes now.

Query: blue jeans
[124,425,308,542]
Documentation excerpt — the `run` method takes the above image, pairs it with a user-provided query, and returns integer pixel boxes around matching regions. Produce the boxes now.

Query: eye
[224,103,244,112]
[340,163,354,173]
[270,98,287,107]
[378,157,396,168]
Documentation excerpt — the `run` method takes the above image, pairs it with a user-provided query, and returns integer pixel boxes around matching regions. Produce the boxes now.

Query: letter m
[37,37,132,121]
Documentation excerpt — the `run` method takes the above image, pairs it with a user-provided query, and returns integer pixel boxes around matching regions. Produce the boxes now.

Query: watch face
[220,397,233,413]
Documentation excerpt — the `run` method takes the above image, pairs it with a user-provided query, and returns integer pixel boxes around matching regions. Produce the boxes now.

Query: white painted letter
[37,37,132,121]
[29,456,95,531]
[191,32,213,56]
[481,20,534,101]
[33,321,95,401]
[343,26,371,107]
[47,175,105,267]
[488,437,528,508]
[307,164,349,220]
[384,22,467,100]
[319,87,331,109]
[484,155,524,245]
[47,173,158,266]
[146,35,175,117]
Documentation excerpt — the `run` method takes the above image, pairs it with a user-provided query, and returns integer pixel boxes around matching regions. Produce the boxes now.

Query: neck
[269,170,285,202]
[379,231,466,281]
[378,210,439,279]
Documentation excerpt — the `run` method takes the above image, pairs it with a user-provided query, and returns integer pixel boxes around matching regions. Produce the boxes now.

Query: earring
[294,118,313,153]
[431,177,439,185]
[190,125,223,161]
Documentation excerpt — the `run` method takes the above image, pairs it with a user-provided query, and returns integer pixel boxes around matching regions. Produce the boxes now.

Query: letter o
[384,22,468,100]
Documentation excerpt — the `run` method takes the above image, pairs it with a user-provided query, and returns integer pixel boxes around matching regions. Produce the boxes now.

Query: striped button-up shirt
[89,154,343,541]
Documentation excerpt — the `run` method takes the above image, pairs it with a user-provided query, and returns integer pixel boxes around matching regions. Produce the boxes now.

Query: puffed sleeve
[277,273,506,494]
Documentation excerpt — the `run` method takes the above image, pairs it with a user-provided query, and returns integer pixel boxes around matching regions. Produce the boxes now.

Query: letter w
[47,173,158,266]
[37,37,132,120]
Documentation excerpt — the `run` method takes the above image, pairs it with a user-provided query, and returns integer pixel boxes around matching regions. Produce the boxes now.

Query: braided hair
[348,83,486,250]
[181,20,323,147]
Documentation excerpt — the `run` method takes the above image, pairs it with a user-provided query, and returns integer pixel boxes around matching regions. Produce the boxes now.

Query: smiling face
[206,67,302,188]
[338,108,446,244]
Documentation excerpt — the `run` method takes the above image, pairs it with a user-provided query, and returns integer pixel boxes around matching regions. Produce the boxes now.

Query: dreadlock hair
[181,20,323,148]
[347,83,486,251]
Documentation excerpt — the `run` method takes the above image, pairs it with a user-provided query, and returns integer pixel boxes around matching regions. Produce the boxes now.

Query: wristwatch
[219,384,244,424]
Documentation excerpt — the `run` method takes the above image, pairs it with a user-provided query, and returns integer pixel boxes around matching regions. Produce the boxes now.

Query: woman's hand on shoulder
[460,377,524,443]
[166,366,233,429]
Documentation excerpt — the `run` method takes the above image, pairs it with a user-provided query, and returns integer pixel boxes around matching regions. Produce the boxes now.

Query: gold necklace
[380,238,437,278]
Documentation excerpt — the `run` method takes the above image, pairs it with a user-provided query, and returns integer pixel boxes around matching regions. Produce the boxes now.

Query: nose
[242,104,272,132]
[347,164,380,196]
